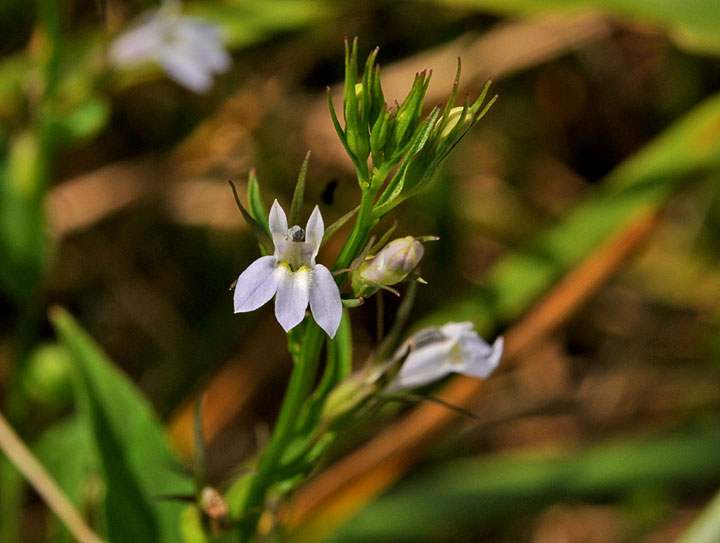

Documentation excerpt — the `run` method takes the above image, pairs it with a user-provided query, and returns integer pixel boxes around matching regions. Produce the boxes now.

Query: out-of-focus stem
[0,411,103,543]
[677,489,720,543]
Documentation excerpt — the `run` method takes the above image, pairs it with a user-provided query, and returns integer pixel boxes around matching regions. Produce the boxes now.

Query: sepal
[228,180,273,255]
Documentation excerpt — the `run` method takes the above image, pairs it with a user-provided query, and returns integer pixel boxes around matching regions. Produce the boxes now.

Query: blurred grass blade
[330,428,720,542]
[0,132,49,301]
[50,307,193,543]
[424,91,720,332]
[0,411,102,543]
[34,418,101,543]
[678,488,720,543]
[434,0,720,54]
[33,416,96,541]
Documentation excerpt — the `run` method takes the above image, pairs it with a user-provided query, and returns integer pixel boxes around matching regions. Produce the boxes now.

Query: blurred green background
[2,1,720,542]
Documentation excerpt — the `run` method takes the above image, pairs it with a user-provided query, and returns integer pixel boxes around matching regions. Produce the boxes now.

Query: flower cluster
[223,41,501,539]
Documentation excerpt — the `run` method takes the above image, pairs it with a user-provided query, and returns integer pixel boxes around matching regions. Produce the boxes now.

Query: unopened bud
[322,375,373,423]
[440,106,472,138]
[351,236,425,297]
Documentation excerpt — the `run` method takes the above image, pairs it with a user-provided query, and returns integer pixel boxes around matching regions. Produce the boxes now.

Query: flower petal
[458,336,504,379]
[305,206,324,259]
[274,265,311,332]
[386,343,452,393]
[175,19,231,73]
[160,48,214,93]
[109,13,165,64]
[233,255,279,313]
[269,200,288,244]
[309,264,342,337]
[439,321,474,343]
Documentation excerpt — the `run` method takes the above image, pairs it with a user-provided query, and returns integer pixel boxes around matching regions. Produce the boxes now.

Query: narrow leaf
[228,180,274,255]
[289,151,311,226]
[323,205,360,244]
[247,169,269,234]
[50,307,193,543]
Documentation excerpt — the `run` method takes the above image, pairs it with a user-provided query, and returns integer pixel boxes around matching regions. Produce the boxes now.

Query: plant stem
[334,189,376,273]
[238,323,324,540]
[0,411,103,543]
[238,183,377,540]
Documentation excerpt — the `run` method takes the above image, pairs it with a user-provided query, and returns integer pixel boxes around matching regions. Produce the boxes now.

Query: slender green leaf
[323,205,360,244]
[432,0,720,55]
[247,168,269,234]
[332,428,720,542]
[289,151,311,226]
[50,307,193,543]
[33,417,97,543]
[229,180,274,255]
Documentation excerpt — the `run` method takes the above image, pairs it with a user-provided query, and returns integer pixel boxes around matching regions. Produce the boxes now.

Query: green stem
[334,189,376,273]
[238,323,324,540]
[238,182,377,540]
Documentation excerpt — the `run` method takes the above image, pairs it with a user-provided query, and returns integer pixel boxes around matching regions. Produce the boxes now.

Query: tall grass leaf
[50,307,193,543]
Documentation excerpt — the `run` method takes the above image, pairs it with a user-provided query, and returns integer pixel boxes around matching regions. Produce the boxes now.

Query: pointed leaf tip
[229,180,273,254]
[289,152,312,226]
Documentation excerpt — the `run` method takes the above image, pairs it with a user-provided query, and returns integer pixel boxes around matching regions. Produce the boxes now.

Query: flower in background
[109,1,231,93]
[233,201,342,337]
[385,321,503,393]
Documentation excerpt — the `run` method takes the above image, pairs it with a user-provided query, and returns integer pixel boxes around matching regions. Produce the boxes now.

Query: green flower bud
[440,106,472,138]
[351,236,424,297]
[321,375,374,424]
[21,343,73,410]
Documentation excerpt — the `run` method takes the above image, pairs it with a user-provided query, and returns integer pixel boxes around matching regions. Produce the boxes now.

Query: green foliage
[229,180,274,255]
[0,131,50,301]
[247,169,270,234]
[422,91,720,333]
[50,308,193,543]
[189,0,336,49]
[333,427,720,542]
[430,0,720,54]
[33,417,96,543]
[678,488,720,543]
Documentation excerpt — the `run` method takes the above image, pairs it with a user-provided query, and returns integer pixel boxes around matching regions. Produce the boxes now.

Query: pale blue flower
[386,321,503,392]
[109,1,231,93]
[233,201,342,337]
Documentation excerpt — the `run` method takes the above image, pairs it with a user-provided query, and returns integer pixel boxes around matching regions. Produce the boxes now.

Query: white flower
[385,321,503,393]
[233,201,343,337]
[108,1,231,93]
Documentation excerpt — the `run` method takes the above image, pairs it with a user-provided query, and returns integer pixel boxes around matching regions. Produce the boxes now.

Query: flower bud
[440,106,472,138]
[321,375,374,423]
[351,236,424,297]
